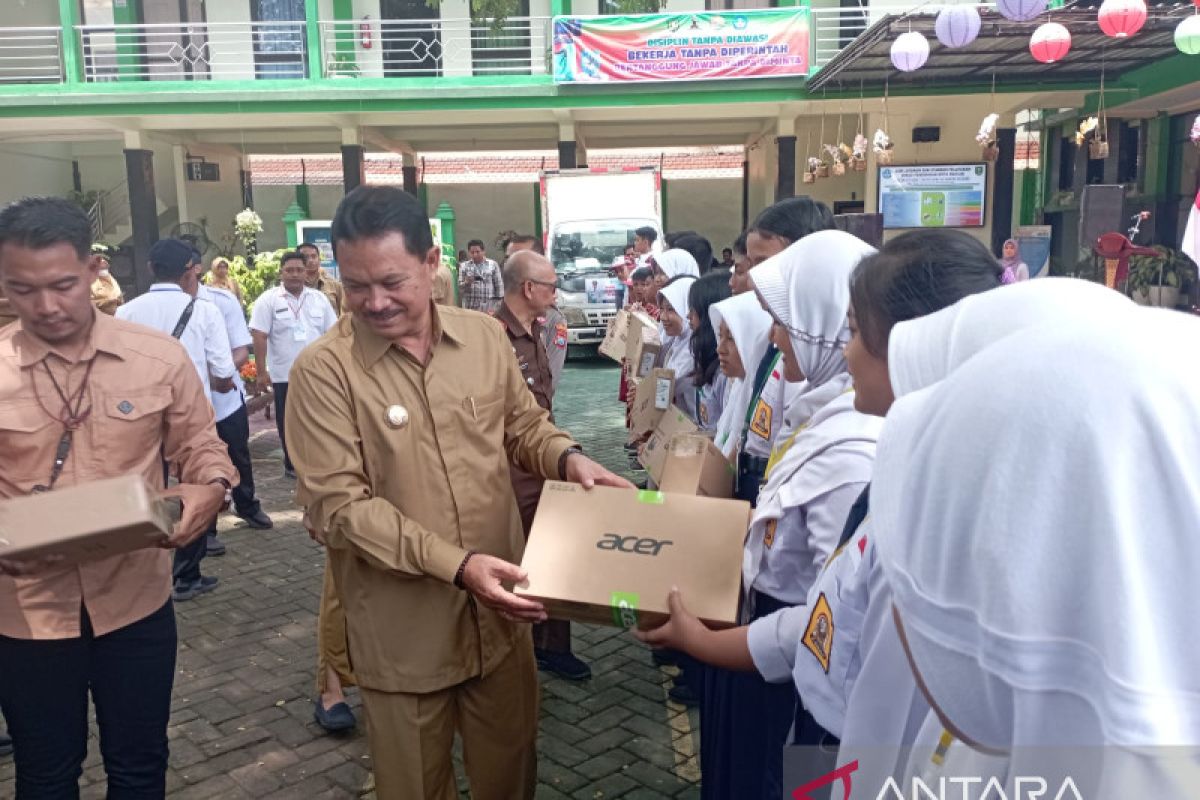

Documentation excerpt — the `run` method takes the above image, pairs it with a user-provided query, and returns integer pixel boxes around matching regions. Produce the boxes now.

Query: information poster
[553,9,810,84]
[878,165,988,229]
[296,220,337,279]
[1014,225,1052,279]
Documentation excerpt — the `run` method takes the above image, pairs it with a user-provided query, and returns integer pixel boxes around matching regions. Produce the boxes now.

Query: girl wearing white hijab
[875,306,1200,798]
[708,292,773,460]
[651,248,700,284]
[656,275,699,421]
[640,230,879,800]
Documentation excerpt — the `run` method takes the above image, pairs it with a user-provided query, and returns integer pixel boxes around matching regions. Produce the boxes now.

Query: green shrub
[228,248,284,315]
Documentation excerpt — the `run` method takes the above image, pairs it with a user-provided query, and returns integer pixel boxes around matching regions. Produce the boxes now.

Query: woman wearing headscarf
[709,292,773,461]
[687,273,732,432]
[651,248,700,285]
[656,275,699,421]
[641,230,880,800]
[874,306,1200,798]
[206,256,244,303]
[997,238,1029,284]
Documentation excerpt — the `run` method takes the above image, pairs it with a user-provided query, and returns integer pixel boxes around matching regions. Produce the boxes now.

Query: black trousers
[0,601,177,799]
[216,403,260,519]
[272,381,292,471]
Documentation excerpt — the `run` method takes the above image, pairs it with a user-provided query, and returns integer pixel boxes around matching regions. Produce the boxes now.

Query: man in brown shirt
[286,186,631,800]
[505,234,568,391]
[298,241,345,314]
[0,197,236,797]
[495,250,591,682]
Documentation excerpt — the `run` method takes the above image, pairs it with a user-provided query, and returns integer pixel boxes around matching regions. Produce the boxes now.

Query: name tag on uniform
[293,325,308,342]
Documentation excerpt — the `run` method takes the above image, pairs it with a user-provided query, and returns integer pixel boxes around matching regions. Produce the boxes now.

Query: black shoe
[668,683,699,707]
[172,581,198,602]
[194,575,219,595]
[283,467,296,480]
[535,649,592,681]
[313,698,357,732]
[205,532,226,557]
[651,648,679,667]
[235,508,273,529]
[0,731,13,757]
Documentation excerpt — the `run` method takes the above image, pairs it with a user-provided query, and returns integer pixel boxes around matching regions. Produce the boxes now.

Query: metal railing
[0,27,63,83]
[320,17,550,79]
[810,3,991,69]
[77,21,306,82]
[87,181,130,241]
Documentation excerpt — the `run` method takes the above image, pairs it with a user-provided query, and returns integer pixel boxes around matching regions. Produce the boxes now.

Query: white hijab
[658,276,697,380]
[709,292,773,458]
[654,249,700,280]
[888,277,1133,398]
[749,231,881,524]
[874,307,1200,793]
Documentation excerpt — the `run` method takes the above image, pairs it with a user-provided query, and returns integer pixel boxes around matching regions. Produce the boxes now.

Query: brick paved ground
[0,354,701,799]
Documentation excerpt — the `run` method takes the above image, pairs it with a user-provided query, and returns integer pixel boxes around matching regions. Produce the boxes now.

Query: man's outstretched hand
[564,453,635,490]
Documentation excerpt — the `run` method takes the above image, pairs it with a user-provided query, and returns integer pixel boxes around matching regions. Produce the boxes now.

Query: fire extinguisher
[360,17,372,49]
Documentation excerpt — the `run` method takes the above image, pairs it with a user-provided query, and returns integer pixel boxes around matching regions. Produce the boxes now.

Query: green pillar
[112,0,141,82]
[332,0,356,75]
[1143,113,1171,201]
[551,0,571,16]
[418,182,429,215]
[57,0,82,83]
[1019,169,1038,226]
[532,183,543,242]
[283,201,306,248]
[435,201,458,303]
[304,0,322,80]
[661,178,669,233]
[295,184,311,216]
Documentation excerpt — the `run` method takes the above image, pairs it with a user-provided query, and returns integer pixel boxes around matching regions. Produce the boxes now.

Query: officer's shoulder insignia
[554,321,568,349]
[750,399,772,438]
[803,592,834,674]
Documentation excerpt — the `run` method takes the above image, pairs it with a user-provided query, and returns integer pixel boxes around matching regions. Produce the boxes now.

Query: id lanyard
[284,291,308,342]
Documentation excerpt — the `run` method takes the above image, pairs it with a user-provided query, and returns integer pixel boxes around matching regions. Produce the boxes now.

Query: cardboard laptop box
[628,368,674,442]
[0,475,176,565]
[638,406,699,483]
[658,434,735,498]
[626,312,662,380]
[598,309,631,362]
[517,481,750,630]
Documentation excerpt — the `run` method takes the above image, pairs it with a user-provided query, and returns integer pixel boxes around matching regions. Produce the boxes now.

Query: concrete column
[775,115,797,202]
[402,152,418,196]
[440,0,472,78]
[124,148,159,295]
[171,145,190,224]
[558,140,577,170]
[57,0,83,83]
[991,128,1017,254]
[341,145,365,193]
[305,0,323,79]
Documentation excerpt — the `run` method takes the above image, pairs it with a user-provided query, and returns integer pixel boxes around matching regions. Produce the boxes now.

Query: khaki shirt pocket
[0,401,58,486]
[95,389,172,473]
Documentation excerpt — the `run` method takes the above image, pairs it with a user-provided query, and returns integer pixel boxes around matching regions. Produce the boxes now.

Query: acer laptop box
[516,481,750,629]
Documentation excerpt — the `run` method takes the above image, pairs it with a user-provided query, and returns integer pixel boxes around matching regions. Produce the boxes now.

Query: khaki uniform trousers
[361,631,539,800]
[316,559,355,693]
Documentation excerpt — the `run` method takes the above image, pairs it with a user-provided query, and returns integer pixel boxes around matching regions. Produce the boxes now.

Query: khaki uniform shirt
[0,288,15,330]
[432,264,455,306]
[311,270,345,315]
[286,305,577,694]
[0,311,236,639]
[90,273,124,316]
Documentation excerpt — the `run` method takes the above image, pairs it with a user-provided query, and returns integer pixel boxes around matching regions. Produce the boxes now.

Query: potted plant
[873,129,894,165]
[976,113,1000,162]
[803,156,820,184]
[823,144,846,177]
[1076,116,1108,160]
[851,134,868,171]
[1126,246,1198,308]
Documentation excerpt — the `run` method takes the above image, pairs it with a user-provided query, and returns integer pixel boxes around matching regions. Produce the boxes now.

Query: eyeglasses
[526,279,557,289]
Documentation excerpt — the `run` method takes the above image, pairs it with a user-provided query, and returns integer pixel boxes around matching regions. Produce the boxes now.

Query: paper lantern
[1030,22,1072,63]
[996,0,1049,22]
[935,5,982,48]
[891,31,930,72]
[1176,14,1200,54]
[1098,0,1147,38]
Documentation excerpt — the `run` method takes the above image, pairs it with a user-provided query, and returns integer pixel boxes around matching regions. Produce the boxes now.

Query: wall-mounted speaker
[912,126,941,143]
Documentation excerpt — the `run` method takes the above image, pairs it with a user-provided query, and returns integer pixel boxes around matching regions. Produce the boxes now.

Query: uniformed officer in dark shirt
[494,250,592,682]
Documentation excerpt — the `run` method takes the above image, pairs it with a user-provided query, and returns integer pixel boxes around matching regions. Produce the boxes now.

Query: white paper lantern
[996,0,1049,22]
[935,5,982,48]
[891,31,931,72]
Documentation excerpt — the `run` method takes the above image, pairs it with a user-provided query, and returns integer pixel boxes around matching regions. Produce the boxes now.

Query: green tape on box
[612,591,640,628]
[637,490,664,504]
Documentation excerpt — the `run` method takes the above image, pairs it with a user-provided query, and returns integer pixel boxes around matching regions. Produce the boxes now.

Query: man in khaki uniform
[297,242,344,314]
[505,234,568,390]
[286,186,631,800]
[89,247,124,315]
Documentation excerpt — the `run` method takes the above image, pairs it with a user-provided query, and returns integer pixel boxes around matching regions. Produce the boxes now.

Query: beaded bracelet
[453,550,477,590]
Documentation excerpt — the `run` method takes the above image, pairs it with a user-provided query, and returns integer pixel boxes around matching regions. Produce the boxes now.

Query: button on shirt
[285,306,578,694]
[0,311,236,639]
[495,301,554,418]
[199,285,252,422]
[458,259,503,314]
[116,283,235,398]
[248,286,337,384]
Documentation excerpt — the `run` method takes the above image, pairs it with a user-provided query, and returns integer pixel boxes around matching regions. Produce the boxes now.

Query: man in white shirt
[196,260,273,561]
[457,239,503,314]
[250,251,337,479]
[116,238,236,601]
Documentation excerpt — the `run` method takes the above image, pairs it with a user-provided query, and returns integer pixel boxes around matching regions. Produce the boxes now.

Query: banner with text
[552,9,810,84]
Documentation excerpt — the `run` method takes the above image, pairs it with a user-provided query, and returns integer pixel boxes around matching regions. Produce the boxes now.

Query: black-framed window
[250,0,306,79]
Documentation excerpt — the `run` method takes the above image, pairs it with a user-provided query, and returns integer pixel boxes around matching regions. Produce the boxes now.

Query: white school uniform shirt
[694,372,727,433]
[198,285,251,423]
[248,286,336,384]
[115,282,234,401]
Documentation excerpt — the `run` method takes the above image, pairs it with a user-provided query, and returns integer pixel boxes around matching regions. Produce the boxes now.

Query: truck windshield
[551,220,648,286]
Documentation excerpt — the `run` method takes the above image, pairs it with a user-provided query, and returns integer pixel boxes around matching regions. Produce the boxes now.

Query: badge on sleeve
[750,398,772,439]
[554,321,568,350]
[763,518,777,549]
[803,593,834,673]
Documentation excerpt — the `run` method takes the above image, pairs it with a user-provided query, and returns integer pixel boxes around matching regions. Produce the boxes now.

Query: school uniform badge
[803,593,834,673]
[554,321,568,349]
[763,518,777,549]
[750,398,772,438]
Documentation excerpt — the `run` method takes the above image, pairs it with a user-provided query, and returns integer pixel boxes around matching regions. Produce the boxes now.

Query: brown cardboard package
[517,481,750,629]
[627,368,674,442]
[659,434,735,498]
[598,309,631,362]
[0,475,176,564]
[626,311,662,380]
[638,406,699,483]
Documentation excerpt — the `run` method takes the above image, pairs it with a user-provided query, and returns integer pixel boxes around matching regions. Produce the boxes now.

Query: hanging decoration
[804,131,818,184]
[1098,0,1148,38]
[816,98,831,178]
[1176,14,1200,54]
[853,84,869,172]
[1090,66,1110,159]
[977,114,1000,161]
[832,102,850,176]
[1030,22,1072,63]
[935,5,982,48]
[1189,114,1200,150]
[875,80,895,165]
[891,30,930,72]
[997,0,1049,23]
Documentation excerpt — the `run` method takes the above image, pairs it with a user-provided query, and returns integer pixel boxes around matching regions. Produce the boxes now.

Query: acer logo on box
[595,533,673,556]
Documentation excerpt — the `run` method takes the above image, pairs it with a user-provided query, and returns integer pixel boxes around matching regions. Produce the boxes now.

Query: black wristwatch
[558,446,584,480]
[208,477,233,510]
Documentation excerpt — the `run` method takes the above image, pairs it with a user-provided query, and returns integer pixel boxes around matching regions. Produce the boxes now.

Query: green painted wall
[112,0,141,81]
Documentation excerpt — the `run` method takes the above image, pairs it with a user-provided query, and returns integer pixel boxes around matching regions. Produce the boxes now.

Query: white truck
[540,167,663,347]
